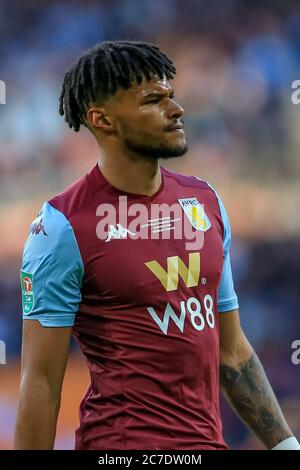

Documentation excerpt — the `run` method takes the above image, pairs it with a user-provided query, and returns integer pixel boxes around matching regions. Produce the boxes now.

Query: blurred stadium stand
[1,0,300,449]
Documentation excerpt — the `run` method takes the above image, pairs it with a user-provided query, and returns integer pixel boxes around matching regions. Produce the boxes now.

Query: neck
[97,145,162,197]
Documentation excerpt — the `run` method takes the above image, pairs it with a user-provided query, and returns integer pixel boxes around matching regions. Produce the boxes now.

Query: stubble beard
[123,133,188,160]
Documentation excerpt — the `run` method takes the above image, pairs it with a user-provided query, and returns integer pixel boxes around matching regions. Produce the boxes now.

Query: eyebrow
[142,89,175,101]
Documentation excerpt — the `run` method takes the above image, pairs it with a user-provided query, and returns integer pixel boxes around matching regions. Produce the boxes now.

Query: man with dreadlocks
[15,41,298,450]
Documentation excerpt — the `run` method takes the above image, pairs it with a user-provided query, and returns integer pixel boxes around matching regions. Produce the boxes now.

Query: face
[96,76,188,159]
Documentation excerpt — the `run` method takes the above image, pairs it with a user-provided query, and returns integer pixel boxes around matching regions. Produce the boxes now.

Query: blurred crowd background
[1,0,300,450]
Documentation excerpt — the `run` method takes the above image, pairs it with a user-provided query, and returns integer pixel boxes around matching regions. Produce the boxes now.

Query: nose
[167,99,184,119]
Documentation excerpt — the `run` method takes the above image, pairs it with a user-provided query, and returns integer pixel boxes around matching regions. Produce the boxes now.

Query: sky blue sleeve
[20,202,84,327]
[215,193,239,312]
[205,183,239,312]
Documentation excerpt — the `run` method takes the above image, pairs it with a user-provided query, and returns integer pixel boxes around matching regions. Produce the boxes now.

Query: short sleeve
[214,194,239,312]
[205,183,239,312]
[20,202,84,327]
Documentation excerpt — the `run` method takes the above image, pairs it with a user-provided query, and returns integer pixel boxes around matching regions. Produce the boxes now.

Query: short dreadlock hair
[59,40,176,132]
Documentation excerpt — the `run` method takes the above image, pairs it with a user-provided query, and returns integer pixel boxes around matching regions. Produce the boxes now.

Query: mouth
[165,124,184,132]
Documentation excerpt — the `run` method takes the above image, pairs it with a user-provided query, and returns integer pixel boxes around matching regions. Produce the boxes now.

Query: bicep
[21,320,72,397]
[219,309,253,366]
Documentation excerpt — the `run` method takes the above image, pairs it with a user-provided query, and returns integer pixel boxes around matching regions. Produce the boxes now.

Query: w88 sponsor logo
[147,295,215,335]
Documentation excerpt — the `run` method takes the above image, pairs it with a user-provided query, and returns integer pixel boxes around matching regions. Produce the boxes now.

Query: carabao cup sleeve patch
[20,271,34,315]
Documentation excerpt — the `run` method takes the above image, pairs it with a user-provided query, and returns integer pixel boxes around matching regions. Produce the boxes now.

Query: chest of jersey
[70,188,224,394]
[72,187,224,318]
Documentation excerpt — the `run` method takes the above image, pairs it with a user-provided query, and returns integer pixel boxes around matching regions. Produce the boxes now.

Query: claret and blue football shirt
[20,164,238,450]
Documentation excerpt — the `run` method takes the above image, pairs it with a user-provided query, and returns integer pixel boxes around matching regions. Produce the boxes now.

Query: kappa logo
[178,197,211,232]
[105,224,136,242]
[30,218,48,236]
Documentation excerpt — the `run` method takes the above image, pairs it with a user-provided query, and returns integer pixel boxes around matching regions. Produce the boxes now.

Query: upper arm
[21,202,84,327]
[17,200,83,449]
[219,309,253,366]
[209,189,251,363]
[21,320,72,398]
[19,202,84,394]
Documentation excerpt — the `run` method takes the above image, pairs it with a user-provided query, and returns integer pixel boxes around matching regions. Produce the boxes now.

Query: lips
[166,124,184,132]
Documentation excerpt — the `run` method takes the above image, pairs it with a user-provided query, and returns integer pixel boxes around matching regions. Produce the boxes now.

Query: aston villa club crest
[178,197,211,232]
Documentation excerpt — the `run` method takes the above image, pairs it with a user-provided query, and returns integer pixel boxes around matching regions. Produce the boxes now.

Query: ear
[86,107,113,132]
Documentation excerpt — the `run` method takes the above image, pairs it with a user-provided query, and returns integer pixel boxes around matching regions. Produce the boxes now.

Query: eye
[146,97,160,104]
